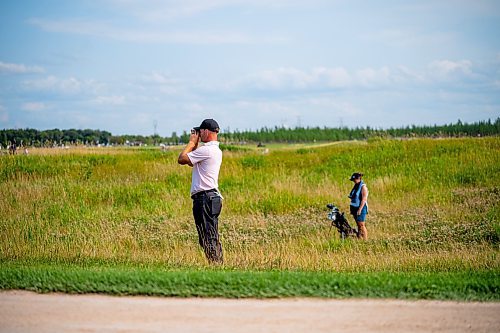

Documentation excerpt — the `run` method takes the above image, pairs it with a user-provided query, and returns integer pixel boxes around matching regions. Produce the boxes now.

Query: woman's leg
[356,221,368,240]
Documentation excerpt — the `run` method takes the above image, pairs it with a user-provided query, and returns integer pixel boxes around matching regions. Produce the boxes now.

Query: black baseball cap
[349,172,363,181]
[194,119,219,132]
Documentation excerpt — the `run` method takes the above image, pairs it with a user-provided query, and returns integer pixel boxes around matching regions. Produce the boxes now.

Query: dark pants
[192,190,223,263]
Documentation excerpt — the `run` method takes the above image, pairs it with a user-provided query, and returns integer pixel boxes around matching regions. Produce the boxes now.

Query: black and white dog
[326,204,358,239]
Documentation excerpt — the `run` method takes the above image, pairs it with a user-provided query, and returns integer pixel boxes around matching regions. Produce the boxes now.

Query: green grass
[1,263,498,301]
[1,137,499,299]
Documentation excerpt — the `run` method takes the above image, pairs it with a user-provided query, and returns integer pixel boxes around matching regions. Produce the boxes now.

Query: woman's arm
[357,185,369,214]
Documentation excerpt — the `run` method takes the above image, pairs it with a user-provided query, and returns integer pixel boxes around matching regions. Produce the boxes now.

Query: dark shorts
[350,205,367,222]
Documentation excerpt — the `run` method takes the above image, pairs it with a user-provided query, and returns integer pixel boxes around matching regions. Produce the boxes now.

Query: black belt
[191,189,217,199]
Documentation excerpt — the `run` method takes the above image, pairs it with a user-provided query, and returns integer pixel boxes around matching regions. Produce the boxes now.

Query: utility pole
[153,120,158,145]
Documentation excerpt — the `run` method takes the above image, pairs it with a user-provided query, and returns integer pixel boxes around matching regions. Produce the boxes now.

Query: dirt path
[1,290,498,333]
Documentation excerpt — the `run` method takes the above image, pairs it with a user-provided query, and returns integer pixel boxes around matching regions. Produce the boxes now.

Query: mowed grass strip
[0,263,498,301]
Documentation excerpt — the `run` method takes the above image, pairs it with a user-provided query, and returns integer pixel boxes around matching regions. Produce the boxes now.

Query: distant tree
[171,132,179,144]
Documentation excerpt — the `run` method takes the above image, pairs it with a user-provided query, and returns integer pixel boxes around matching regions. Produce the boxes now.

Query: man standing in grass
[178,119,224,264]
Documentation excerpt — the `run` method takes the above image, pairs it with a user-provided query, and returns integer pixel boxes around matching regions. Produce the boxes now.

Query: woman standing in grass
[348,172,369,240]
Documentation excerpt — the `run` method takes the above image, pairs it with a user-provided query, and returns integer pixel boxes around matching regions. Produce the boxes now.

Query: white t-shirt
[187,141,222,195]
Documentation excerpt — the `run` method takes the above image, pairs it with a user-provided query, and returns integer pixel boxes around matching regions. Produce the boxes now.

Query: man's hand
[189,131,200,145]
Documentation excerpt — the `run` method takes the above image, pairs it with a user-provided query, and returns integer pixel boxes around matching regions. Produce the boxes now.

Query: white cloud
[238,66,407,91]
[136,72,195,97]
[355,67,391,87]
[28,18,286,44]
[229,61,492,94]
[362,28,454,50]
[248,67,353,90]
[109,0,233,20]
[93,95,126,105]
[105,0,327,21]
[0,61,44,74]
[242,67,352,91]
[141,72,178,85]
[428,60,472,77]
[394,65,425,82]
[313,67,352,88]
[21,102,48,111]
[23,75,103,95]
[250,67,313,90]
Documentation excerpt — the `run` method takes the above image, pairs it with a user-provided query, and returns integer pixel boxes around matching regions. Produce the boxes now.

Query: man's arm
[178,132,199,166]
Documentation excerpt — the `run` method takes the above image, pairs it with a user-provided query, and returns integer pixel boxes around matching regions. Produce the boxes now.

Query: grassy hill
[1,137,498,299]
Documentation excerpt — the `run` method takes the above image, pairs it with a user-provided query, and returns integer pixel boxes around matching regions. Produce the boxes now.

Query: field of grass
[1,137,499,299]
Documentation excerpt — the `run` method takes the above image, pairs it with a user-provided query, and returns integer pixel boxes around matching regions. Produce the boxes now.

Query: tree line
[1,118,499,148]
[221,118,500,143]
[0,128,112,147]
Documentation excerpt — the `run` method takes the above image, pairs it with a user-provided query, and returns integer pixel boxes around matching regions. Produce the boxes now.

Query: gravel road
[1,290,498,333]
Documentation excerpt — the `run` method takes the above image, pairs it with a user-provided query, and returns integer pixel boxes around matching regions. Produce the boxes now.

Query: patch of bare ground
[0,291,498,333]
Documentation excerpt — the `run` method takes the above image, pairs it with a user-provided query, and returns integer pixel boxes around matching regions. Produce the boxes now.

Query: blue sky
[1,0,499,135]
